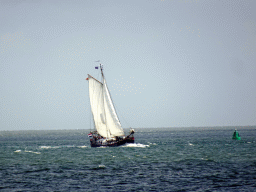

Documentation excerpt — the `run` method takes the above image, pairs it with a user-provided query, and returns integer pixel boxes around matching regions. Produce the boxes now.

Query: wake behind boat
[86,64,135,147]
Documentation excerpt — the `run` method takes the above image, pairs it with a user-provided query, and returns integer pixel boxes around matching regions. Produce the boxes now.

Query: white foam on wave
[40,145,88,149]
[39,146,61,149]
[189,143,194,146]
[148,142,157,145]
[39,145,75,149]
[66,145,75,148]
[14,150,40,154]
[122,143,150,148]
[24,150,41,154]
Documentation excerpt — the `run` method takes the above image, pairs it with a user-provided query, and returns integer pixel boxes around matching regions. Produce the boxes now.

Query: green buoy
[232,129,241,140]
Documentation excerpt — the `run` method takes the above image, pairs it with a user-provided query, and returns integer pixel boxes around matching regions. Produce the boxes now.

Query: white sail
[103,79,124,136]
[88,75,110,138]
[88,74,124,138]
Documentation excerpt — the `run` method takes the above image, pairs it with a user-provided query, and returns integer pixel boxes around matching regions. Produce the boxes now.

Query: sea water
[0,127,256,191]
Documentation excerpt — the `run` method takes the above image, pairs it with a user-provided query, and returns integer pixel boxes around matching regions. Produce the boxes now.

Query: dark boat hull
[90,135,134,147]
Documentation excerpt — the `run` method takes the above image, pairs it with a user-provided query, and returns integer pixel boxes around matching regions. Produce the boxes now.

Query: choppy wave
[39,146,61,149]
[148,142,157,145]
[39,145,83,149]
[25,150,41,154]
[14,150,40,154]
[2,127,255,191]
[122,143,150,148]
[92,164,106,170]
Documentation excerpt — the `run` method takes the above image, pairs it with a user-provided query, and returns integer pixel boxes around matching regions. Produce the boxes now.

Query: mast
[100,63,111,138]
[100,64,104,80]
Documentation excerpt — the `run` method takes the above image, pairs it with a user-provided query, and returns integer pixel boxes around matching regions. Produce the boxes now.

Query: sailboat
[86,64,135,147]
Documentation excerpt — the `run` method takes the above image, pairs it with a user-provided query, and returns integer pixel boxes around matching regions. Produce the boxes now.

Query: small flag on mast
[95,60,100,69]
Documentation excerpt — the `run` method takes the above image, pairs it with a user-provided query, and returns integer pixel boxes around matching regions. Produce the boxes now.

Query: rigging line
[112,99,131,130]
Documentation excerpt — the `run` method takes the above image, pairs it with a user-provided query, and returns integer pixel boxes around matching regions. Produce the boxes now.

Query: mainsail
[88,73,124,138]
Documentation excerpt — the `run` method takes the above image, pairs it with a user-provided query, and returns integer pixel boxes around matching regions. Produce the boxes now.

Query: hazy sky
[1,0,256,131]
